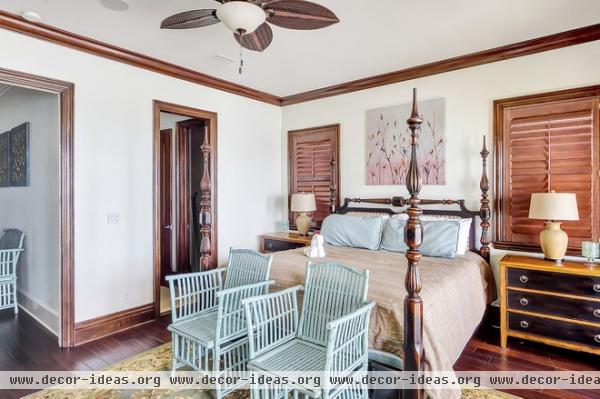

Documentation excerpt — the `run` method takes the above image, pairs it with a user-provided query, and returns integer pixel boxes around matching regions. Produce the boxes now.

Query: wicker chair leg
[13,281,18,314]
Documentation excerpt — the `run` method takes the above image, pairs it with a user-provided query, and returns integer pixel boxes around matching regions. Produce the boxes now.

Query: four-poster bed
[265,89,493,399]
[337,89,492,398]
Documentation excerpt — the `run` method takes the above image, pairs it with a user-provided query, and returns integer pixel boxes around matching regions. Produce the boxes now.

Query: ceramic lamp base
[296,213,311,236]
[540,221,568,262]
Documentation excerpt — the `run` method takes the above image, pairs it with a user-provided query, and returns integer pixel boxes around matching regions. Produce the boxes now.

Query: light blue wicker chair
[243,262,374,399]
[167,248,274,399]
[0,229,25,314]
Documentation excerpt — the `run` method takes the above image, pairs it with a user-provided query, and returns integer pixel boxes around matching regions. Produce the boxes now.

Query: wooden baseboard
[74,303,155,346]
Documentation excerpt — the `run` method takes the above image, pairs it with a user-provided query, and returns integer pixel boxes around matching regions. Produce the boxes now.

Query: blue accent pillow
[321,214,385,250]
[380,218,461,258]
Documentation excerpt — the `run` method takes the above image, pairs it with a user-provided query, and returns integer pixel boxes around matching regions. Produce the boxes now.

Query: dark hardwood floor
[1,310,598,399]
[454,320,600,399]
[0,310,170,399]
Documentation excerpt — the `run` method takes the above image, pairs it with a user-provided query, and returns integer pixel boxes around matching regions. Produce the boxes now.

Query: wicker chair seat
[168,311,219,348]
[248,338,326,372]
[169,311,248,348]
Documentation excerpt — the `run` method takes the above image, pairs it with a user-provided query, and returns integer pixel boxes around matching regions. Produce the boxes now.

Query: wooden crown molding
[1,10,599,107]
[281,23,600,105]
[0,10,282,106]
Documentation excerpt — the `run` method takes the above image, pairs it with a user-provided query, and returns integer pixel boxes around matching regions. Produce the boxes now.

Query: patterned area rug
[25,343,519,399]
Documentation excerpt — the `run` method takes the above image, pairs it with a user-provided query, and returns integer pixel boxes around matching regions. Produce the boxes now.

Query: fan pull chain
[239,31,244,75]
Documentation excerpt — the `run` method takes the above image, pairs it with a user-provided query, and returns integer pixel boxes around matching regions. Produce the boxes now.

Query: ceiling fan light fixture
[216,1,266,34]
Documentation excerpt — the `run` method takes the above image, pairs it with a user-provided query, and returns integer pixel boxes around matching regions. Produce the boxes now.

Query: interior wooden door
[176,119,205,273]
[159,128,173,286]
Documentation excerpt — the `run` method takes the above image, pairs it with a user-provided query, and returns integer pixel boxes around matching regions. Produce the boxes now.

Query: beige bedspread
[270,245,495,399]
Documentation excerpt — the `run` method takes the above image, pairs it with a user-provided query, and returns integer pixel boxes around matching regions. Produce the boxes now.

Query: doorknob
[163,225,173,230]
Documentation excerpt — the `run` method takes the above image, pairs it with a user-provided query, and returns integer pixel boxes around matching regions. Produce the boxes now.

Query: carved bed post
[403,88,424,399]
[199,125,213,270]
[330,156,338,214]
[479,136,491,262]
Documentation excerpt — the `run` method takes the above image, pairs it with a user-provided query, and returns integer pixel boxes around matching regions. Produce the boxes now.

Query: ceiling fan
[160,0,340,54]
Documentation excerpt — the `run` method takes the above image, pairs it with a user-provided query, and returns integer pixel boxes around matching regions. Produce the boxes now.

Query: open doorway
[153,101,217,317]
[0,68,74,348]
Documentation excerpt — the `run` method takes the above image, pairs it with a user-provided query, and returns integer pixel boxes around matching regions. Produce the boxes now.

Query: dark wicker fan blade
[234,23,273,52]
[214,0,270,3]
[265,0,339,30]
[160,10,219,29]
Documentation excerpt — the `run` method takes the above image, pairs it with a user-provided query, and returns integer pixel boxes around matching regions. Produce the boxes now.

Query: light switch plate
[107,212,120,224]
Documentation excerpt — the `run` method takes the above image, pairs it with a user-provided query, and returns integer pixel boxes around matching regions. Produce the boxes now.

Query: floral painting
[366,98,445,185]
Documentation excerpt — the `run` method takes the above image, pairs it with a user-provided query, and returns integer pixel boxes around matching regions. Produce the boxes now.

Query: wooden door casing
[153,101,218,318]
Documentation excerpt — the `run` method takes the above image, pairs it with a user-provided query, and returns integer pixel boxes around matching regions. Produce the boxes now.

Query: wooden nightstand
[259,232,312,253]
[499,255,600,355]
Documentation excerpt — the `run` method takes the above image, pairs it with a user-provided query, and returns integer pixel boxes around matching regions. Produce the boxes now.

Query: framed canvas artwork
[0,131,9,187]
[366,98,445,185]
[9,122,30,187]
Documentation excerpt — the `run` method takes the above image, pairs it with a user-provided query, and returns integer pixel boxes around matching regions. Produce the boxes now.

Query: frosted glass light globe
[216,1,266,33]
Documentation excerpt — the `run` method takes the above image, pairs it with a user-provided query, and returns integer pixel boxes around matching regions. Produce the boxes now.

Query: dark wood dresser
[500,255,600,355]
[259,232,312,253]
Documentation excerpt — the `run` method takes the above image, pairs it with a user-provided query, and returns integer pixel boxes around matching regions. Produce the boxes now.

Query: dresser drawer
[508,312,600,349]
[507,268,600,298]
[263,239,307,253]
[507,290,600,324]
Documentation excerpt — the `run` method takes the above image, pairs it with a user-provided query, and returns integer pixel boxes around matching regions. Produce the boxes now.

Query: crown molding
[0,10,283,106]
[281,23,600,106]
[1,8,599,108]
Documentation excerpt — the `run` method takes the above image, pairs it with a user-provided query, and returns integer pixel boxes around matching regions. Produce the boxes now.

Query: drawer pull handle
[594,284,600,293]
[520,298,529,306]
[595,335,600,344]
[594,309,600,318]
[520,321,529,329]
[519,275,529,283]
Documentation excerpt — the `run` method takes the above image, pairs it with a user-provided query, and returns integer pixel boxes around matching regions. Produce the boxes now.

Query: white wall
[282,40,600,296]
[0,28,282,322]
[0,86,60,334]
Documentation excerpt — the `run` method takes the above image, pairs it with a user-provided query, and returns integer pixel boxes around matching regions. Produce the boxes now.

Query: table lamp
[529,191,579,262]
[291,193,316,236]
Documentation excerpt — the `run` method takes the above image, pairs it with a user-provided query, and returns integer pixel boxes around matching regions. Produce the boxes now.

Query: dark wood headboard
[335,197,486,258]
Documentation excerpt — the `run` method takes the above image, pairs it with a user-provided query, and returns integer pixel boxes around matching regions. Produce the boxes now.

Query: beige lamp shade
[291,193,317,212]
[528,191,579,221]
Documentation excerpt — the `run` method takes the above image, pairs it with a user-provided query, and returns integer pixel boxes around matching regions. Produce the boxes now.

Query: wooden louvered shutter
[288,125,340,229]
[495,91,600,254]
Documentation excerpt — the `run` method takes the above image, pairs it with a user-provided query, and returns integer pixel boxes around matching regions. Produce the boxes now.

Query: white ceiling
[0,0,599,96]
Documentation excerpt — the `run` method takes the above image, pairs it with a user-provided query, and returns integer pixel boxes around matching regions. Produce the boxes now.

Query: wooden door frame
[0,67,75,347]
[153,101,218,318]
